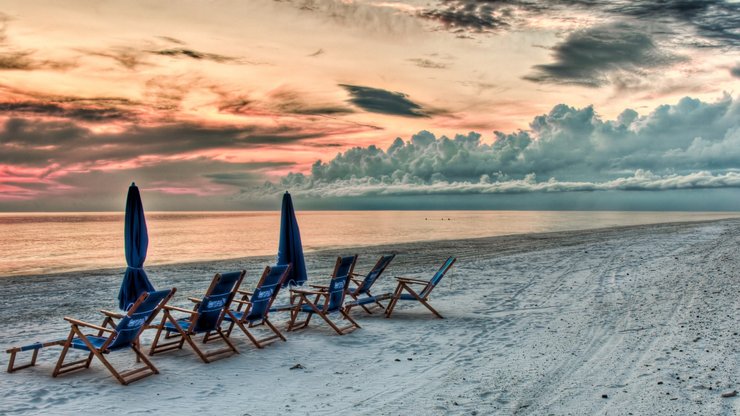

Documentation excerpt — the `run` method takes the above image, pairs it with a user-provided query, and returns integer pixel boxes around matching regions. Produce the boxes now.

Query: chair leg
[288,298,315,331]
[340,310,361,331]
[52,330,76,378]
[385,289,402,318]
[181,332,211,363]
[90,349,126,385]
[6,347,45,373]
[216,328,239,354]
[225,320,236,338]
[288,310,313,331]
[132,345,159,375]
[264,318,287,342]
[419,298,444,319]
[148,314,168,355]
[232,318,265,349]
[149,313,189,356]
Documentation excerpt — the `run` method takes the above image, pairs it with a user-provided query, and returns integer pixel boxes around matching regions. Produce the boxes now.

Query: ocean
[1,211,738,278]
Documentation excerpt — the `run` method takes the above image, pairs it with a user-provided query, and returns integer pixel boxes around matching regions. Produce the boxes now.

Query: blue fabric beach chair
[384,257,457,319]
[50,288,176,385]
[223,264,291,348]
[149,271,245,363]
[344,254,396,314]
[287,255,360,335]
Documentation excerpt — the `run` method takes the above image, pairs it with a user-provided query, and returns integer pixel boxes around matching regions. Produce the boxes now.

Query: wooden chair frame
[52,288,176,385]
[223,264,291,348]
[149,271,245,363]
[287,256,360,335]
[385,257,457,319]
[345,254,396,314]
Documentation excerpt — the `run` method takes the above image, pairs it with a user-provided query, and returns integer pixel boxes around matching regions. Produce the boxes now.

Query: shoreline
[4,216,738,282]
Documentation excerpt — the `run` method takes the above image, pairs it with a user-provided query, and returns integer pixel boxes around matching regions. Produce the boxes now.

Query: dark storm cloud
[731,63,740,78]
[339,84,429,117]
[149,48,238,63]
[524,23,685,87]
[601,0,740,48]
[0,118,326,167]
[418,0,520,32]
[204,171,267,187]
[0,101,132,122]
[421,1,740,48]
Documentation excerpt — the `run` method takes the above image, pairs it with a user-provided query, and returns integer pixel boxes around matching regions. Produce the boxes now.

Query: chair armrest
[232,299,253,306]
[188,297,202,304]
[350,278,364,286]
[64,317,115,333]
[237,290,253,296]
[164,305,198,314]
[309,284,329,290]
[99,309,124,319]
[291,288,327,296]
[395,277,430,285]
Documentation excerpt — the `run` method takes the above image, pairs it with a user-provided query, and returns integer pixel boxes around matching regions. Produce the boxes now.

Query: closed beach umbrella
[277,191,307,286]
[117,182,155,310]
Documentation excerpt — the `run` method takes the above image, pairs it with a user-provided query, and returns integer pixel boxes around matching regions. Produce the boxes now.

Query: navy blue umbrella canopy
[277,192,307,287]
[117,182,155,310]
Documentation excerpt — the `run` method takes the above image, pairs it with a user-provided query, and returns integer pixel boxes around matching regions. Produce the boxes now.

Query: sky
[0,0,739,211]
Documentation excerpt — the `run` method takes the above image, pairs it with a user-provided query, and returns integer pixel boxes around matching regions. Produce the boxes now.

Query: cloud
[157,36,186,45]
[250,170,740,198]
[408,58,448,69]
[524,23,685,87]
[0,116,319,201]
[0,50,76,71]
[0,101,132,122]
[148,48,238,63]
[80,47,147,70]
[339,84,430,117]
[216,87,354,117]
[731,63,740,78]
[307,48,324,57]
[418,1,520,33]
[603,0,740,48]
[0,14,75,71]
[275,0,423,36]
[0,118,332,168]
[238,94,740,199]
[420,1,740,49]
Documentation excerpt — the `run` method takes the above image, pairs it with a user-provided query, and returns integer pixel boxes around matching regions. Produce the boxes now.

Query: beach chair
[149,270,245,363]
[50,288,176,385]
[222,264,291,348]
[384,257,456,319]
[287,255,360,335]
[344,254,396,314]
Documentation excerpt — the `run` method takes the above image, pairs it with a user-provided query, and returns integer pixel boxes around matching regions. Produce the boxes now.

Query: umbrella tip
[131,181,136,186]
[285,190,289,194]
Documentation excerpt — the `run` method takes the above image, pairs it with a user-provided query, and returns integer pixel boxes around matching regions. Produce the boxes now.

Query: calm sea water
[1,211,738,277]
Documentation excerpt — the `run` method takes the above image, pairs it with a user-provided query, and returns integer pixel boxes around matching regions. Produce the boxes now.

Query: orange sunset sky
[1,0,739,210]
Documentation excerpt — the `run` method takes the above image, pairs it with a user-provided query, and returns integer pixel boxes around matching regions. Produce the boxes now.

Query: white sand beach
[1,219,739,415]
